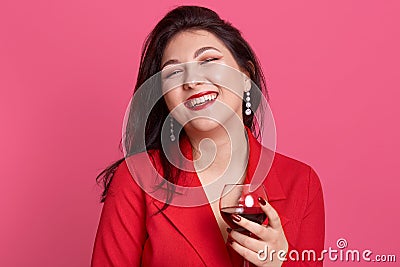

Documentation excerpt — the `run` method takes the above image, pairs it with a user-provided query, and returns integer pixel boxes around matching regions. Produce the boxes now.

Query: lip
[184,91,219,111]
[186,91,218,101]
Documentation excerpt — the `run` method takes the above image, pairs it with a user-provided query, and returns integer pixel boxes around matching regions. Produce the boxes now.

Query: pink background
[1,0,399,266]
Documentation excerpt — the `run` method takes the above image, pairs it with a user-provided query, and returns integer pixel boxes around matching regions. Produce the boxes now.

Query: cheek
[163,89,182,111]
[201,63,246,97]
[221,88,243,110]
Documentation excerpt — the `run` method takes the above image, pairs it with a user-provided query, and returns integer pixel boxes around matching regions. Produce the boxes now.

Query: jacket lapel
[244,127,290,226]
[262,167,291,227]
[152,195,232,266]
[150,136,232,266]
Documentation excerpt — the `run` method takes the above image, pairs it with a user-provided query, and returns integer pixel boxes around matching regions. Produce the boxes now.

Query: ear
[246,60,256,78]
[242,61,255,93]
[244,76,251,93]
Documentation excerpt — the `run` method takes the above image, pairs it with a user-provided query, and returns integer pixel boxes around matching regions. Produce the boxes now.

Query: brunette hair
[96,5,268,210]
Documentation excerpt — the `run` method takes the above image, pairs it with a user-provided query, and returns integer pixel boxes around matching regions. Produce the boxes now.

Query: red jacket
[92,128,325,266]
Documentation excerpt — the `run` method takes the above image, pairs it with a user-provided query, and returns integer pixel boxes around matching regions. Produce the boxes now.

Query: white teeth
[187,93,218,108]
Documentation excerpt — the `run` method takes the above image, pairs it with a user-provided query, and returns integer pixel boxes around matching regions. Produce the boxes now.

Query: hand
[227,198,288,267]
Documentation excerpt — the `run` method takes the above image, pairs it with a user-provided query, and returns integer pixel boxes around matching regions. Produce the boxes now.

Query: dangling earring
[245,90,252,115]
[170,117,176,142]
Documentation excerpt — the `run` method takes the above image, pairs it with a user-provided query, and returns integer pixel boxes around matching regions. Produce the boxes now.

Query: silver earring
[170,117,176,142]
[245,90,252,115]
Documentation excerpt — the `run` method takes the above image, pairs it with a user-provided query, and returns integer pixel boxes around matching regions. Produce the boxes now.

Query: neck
[186,123,247,158]
[184,119,250,187]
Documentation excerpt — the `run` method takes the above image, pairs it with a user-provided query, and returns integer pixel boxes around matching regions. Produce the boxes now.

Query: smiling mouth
[184,92,218,110]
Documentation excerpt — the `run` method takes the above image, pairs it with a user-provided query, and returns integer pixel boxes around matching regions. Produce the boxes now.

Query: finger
[258,197,282,229]
[229,239,267,265]
[230,214,269,240]
[229,228,265,253]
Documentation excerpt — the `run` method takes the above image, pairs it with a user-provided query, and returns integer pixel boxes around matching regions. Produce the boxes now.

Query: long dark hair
[96,6,268,210]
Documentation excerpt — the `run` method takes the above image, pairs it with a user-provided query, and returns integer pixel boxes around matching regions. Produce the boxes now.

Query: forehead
[162,30,230,62]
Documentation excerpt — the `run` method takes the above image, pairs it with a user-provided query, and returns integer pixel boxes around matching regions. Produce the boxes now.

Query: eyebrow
[161,46,221,70]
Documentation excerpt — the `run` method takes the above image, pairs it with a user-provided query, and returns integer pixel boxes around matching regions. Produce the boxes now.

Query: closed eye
[201,58,219,64]
[164,69,182,78]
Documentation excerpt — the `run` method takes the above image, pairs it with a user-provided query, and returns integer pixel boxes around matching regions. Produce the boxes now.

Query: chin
[185,118,223,133]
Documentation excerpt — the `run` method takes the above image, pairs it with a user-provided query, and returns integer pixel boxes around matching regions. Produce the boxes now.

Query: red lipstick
[186,91,218,101]
[184,91,219,111]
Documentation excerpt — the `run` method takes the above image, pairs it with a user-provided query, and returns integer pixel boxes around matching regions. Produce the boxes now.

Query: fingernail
[258,197,266,206]
[231,214,241,222]
[227,237,234,244]
[226,227,232,233]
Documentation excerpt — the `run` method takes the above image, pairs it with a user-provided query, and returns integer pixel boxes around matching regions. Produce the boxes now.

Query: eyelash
[165,70,182,78]
[201,57,218,64]
[164,58,219,78]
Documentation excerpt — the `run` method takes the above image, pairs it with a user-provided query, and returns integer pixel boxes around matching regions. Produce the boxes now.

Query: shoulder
[108,150,157,194]
[107,160,137,196]
[269,151,323,198]
[109,149,163,195]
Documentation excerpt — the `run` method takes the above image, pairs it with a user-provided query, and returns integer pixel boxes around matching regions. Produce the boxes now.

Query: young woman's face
[161,29,250,134]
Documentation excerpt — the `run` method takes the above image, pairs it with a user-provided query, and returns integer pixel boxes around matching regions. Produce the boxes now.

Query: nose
[182,63,204,90]
[183,80,202,90]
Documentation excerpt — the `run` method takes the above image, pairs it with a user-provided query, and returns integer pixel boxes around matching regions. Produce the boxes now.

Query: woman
[92,5,324,267]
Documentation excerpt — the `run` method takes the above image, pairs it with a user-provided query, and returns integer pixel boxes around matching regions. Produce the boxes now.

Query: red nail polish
[258,197,266,206]
[226,227,232,233]
[227,237,234,244]
[231,214,241,222]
